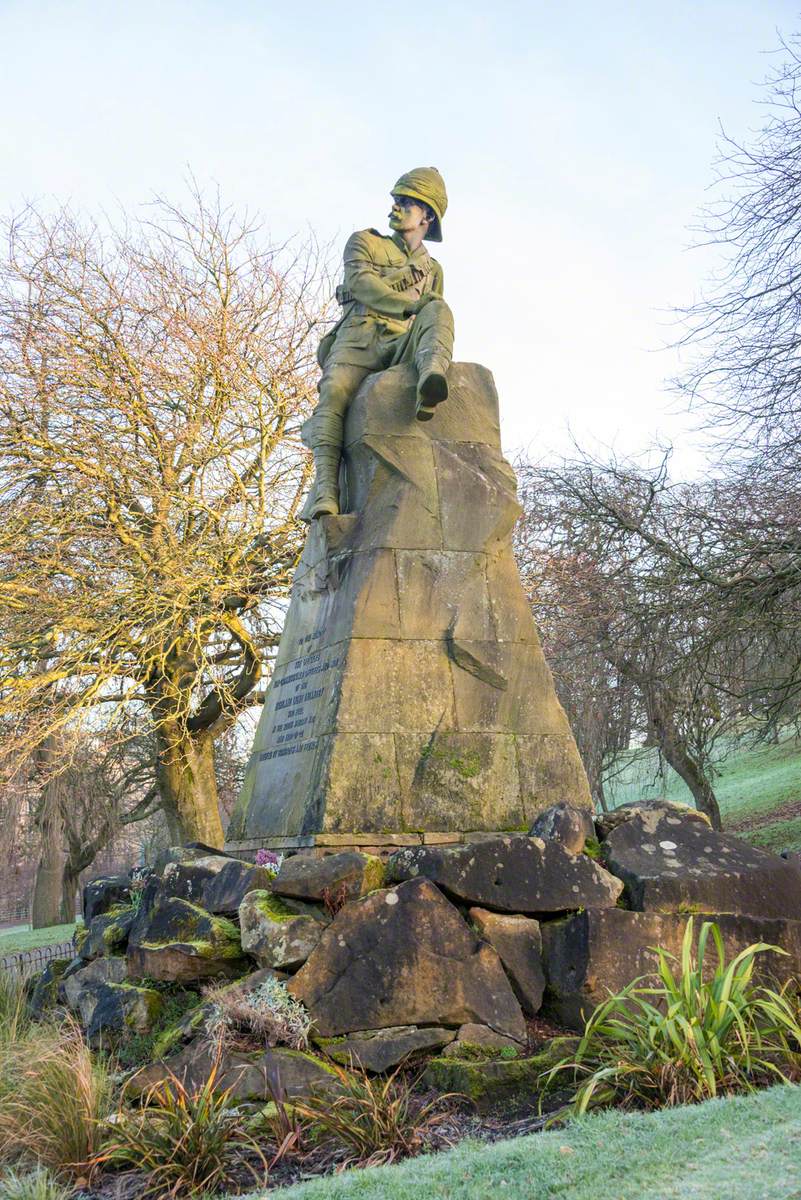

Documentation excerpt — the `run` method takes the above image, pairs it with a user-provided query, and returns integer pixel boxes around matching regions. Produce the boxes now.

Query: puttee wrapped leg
[300,363,369,521]
[408,299,455,421]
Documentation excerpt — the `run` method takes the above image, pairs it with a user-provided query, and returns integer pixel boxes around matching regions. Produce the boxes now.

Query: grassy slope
[237,1084,801,1200]
[0,923,76,955]
[605,732,801,852]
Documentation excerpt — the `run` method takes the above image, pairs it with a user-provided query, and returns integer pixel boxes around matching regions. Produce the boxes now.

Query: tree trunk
[645,688,722,830]
[656,734,722,830]
[605,650,723,832]
[61,861,81,924]
[156,724,224,846]
[31,750,67,928]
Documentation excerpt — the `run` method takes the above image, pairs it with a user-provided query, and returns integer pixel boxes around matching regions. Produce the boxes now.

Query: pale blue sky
[1,0,797,471]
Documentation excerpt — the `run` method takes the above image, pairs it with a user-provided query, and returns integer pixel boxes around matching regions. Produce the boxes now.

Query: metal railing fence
[0,940,75,980]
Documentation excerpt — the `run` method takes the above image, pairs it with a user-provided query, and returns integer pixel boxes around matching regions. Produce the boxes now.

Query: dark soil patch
[726,798,801,835]
[81,1042,567,1198]
[86,1105,553,1197]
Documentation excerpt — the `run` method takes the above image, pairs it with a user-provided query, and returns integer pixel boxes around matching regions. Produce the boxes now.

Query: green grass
[234,1083,801,1199]
[0,924,77,956]
[604,731,801,851]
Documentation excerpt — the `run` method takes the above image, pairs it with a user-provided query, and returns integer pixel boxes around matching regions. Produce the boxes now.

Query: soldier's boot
[299,446,341,521]
[299,398,345,523]
[410,298,454,421]
[416,358,450,421]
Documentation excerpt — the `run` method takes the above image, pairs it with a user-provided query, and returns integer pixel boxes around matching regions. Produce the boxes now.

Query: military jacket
[321,229,444,369]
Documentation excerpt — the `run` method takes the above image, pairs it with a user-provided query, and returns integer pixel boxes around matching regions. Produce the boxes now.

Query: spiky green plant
[542,918,801,1115]
[93,1056,268,1198]
[293,1063,456,1168]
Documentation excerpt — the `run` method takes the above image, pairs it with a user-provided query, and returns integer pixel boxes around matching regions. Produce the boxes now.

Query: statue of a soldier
[301,167,454,521]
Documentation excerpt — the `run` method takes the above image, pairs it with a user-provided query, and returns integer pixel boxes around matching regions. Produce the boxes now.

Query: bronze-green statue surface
[227,170,594,846]
[301,167,455,521]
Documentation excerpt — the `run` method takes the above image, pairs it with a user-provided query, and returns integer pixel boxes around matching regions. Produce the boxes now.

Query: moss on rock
[29,957,71,1016]
[151,1000,208,1060]
[101,904,137,949]
[250,891,298,924]
[360,855,386,894]
[422,1043,573,1113]
[127,897,249,982]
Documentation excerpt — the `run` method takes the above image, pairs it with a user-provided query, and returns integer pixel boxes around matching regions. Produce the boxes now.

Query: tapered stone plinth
[227,362,591,841]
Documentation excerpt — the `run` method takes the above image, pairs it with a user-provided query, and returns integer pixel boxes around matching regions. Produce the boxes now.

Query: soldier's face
[389,194,430,236]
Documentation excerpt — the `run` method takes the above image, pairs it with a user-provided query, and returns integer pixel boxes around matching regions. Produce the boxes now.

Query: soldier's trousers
[303,298,454,455]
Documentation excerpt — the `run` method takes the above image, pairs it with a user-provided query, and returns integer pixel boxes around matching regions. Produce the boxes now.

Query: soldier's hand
[404,294,439,317]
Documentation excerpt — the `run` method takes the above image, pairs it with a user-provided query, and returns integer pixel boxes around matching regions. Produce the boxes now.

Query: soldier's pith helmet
[391,167,447,242]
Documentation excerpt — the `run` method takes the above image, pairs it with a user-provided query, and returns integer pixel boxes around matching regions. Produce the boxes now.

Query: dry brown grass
[0,1016,112,1179]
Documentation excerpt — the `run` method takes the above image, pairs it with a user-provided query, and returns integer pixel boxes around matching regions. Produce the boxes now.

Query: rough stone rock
[422,1044,565,1114]
[128,1038,342,1102]
[601,810,801,918]
[542,907,801,1030]
[29,958,71,1017]
[272,852,385,903]
[528,803,595,855]
[126,874,164,944]
[127,897,249,982]
[387,837,623,915]
[62,955,89,983]
[228,363,592,842]
[84,982,163,1047]
[595,800,710,841]
[159,855,275,915]
[239,890,327,971]
[152,844,231,875]
[288,877,527,1041]
[317,1025,456,1073]
[441,1023,523,1057]
[63,956,128,1012]
[469,908,545,1015]
[79,906,136,960]
[82,875,131,924]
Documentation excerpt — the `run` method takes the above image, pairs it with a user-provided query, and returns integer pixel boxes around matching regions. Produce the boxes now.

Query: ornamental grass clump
[92,1058,269,1198]
[0,1166,74,1200]
[293,1062,456,1168]
[543,918,801,1116]
[0,1016,113,1178]
[205,975,312,1050]
[0,969,32,1047]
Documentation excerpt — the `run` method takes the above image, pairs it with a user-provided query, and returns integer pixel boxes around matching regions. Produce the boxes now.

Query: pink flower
[255,848,280,868]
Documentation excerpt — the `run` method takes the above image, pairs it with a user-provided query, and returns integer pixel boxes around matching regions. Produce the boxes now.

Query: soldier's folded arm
[342,232,420,319]
[407,264,446,315]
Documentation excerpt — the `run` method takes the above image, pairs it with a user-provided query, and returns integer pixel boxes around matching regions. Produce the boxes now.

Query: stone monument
[227,170,591,852]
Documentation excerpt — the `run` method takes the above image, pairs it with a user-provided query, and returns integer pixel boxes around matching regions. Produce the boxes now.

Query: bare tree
[679,32,801,459]
[667,32,801,727]
[0,189,330,847]
[57,727,161,923]
[516,553,635,811]
[516,455,731,828]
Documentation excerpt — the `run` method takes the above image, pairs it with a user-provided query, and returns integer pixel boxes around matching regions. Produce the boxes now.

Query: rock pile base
[32,800,801,1107]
